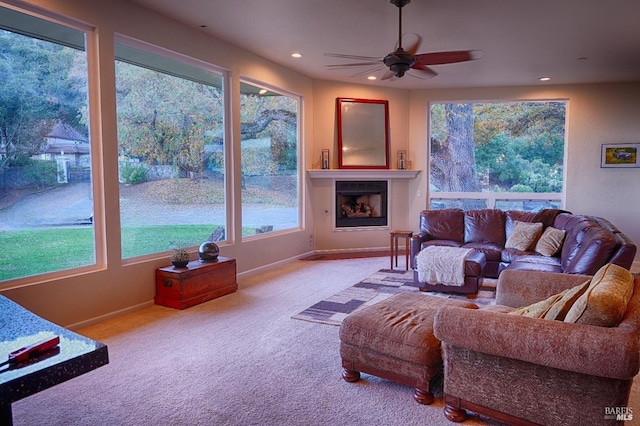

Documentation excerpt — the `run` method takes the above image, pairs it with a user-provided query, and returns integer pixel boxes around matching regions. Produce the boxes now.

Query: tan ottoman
[339,292,478,404]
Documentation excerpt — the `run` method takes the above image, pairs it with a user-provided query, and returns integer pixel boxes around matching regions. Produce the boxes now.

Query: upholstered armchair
[433,267,640,426]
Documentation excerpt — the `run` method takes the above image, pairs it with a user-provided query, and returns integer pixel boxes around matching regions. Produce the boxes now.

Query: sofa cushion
[464,209,505,245]
[505,221,543,251]
[563,225,619,275]
[564,263,635,327]
[462,242,502,262]
[535,226,566,256]
[509,279,590,320]
[419,208,465,242]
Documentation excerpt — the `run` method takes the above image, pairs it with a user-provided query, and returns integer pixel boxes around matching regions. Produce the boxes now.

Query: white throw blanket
[415,246,473,286]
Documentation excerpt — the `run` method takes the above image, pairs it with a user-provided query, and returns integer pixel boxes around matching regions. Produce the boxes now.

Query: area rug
[292,268,496,326]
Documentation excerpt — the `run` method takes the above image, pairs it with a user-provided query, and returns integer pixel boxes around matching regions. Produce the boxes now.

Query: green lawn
[0,224,240,282]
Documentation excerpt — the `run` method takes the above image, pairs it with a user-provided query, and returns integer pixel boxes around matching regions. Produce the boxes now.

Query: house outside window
[115,38,227,260]
[0,6,95,282]
[429,101,566,211]
[239,81,300,237]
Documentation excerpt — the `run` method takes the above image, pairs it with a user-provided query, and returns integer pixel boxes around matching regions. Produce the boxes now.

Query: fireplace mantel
[307,169,421,179]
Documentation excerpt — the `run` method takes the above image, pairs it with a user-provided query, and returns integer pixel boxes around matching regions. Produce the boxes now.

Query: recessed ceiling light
[258,89,268,95]
[367,75,377,80]
[539,77,551,81]
[291,53,302,58]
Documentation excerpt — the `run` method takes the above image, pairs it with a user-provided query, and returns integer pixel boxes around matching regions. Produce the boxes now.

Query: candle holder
[322,149,330,169]
[397,150,407,170]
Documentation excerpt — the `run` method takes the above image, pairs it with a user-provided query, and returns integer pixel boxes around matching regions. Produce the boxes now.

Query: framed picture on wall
[601,143,640,168]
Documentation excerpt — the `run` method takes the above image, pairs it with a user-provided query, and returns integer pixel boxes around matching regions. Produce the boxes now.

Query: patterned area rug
[292,268,496,326]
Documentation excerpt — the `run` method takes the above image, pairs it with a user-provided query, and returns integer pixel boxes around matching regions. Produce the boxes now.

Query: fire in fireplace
[335,180,388,228]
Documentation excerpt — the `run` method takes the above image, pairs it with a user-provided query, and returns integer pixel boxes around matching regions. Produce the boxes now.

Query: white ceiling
[127,0,640,90]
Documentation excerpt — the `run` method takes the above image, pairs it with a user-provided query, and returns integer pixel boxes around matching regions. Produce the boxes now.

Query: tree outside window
[115,41,226,259]
[240,82,299,237]
[429,101,566,211]
[0,10,94,282]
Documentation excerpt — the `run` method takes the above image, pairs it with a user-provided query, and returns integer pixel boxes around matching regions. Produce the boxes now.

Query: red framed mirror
[337,98,390,169]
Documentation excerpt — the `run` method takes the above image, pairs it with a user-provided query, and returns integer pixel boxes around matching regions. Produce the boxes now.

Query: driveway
[0,183,297,231]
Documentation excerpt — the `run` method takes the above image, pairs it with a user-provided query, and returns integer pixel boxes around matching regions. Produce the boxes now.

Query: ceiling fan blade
[381,70,396,81]
[350,64,387,78]
[414,50,484,66]
[324,53,382,61]
[402,33,422,56]
[408,66,438,79]
[326,61,382,69]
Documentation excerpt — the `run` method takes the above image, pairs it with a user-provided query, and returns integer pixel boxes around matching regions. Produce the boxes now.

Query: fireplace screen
[335,180,388,228]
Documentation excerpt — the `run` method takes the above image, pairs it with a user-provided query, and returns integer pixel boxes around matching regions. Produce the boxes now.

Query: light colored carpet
[11,256,640,426]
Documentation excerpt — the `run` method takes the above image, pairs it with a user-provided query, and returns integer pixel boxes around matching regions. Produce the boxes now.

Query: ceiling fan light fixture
[390,62,410,77]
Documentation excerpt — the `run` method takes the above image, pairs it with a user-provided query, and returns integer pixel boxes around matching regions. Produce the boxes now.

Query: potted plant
[169,242,190,268]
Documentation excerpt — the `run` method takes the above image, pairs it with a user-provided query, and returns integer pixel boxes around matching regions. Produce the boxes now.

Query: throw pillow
[543,279,591,320]
[509,279,590,320]
[509,292,563,318]
[535,226,566,257]
[505,221,543,251]
[564,263,635,327]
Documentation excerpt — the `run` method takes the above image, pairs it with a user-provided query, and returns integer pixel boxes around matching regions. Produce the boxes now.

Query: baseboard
[632,260,640,274]
[66,300,154,330]
[237,251,315,280]
[312,247,388,255]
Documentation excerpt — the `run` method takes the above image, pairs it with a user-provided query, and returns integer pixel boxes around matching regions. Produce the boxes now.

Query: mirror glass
[337,98,389,169]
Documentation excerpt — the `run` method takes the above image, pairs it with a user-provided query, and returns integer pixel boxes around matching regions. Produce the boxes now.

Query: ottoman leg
[413,386,434,405]
[342,367,360,382]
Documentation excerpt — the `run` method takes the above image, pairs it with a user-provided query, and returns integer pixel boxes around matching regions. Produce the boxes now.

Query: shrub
[121,163,148,184]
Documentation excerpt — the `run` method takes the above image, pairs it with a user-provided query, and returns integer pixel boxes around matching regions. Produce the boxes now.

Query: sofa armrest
[410,233,430,269]
[496,269,592,307]
[434,306,640,380]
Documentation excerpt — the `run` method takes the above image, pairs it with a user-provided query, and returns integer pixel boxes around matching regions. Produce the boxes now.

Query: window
[115,39,226,259]
[429,101,566,211]
[239,81,300,237]
[0,6,94,282]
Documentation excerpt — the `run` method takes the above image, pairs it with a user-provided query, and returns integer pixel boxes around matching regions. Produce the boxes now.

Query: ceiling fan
[325,0,482,80]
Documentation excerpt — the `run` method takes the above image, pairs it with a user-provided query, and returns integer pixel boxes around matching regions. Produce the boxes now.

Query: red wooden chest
[155,257,237,309]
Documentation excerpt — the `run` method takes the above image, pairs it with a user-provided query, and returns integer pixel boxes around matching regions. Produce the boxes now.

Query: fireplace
[335,180,388,228]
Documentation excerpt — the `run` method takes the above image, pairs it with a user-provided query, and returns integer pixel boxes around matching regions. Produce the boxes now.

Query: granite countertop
[0,295,109,420]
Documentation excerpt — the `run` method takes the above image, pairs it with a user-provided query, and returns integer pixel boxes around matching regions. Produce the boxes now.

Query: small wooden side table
[390,230,413,270]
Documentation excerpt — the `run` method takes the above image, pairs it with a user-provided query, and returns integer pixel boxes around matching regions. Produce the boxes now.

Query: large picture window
[0,6,94,282]
[115,39,226,259]
[240,81,300,237]
[429,101,566,211]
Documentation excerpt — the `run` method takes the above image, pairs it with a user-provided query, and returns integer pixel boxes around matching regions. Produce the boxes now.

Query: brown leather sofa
[410,208,636,278]
[433,268,640,425]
